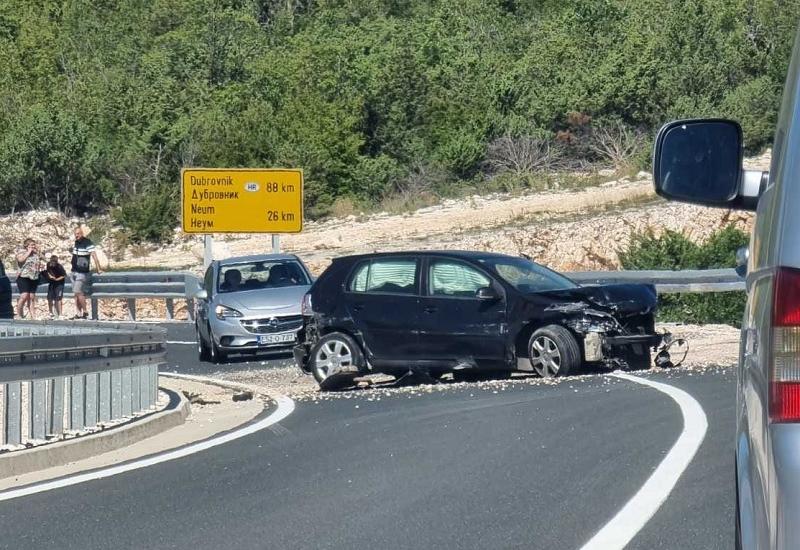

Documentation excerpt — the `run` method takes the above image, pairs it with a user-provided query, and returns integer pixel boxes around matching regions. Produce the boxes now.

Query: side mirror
[653,119,765,211]
[476,287,499,301]
[735,246,750,279]
[194,289,208,301]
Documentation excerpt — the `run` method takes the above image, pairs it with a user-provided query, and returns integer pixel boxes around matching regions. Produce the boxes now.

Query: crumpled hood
[217,285,310,317]
[533,283,658,316]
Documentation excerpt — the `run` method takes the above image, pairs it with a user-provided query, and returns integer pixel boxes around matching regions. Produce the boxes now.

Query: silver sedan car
[195,254,313,363]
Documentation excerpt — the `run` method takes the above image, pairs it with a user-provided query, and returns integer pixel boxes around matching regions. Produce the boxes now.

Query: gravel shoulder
[214,323,741,401]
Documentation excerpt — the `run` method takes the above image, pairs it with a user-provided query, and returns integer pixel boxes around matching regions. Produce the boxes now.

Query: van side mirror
[653,119,764,211]
[194,289,208,301]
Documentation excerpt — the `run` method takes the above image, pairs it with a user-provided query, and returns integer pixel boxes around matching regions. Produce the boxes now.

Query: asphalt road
[0,327,736,549]
[161,322,296,376]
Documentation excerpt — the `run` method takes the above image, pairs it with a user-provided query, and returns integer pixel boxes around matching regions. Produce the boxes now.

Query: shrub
[112,184,178,244]
[619,225,748,327]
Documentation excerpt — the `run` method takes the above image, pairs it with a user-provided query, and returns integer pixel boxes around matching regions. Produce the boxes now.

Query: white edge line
[580,372,708,550]
[0,375,295,502]
[166,340,197,345]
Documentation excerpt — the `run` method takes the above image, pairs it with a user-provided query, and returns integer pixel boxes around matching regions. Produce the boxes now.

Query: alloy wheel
[531,335,561,377]
[314,339,353,380]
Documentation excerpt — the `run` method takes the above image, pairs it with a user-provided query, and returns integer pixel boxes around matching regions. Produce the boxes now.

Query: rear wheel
[529,325,581,377]
[310,332,363,391]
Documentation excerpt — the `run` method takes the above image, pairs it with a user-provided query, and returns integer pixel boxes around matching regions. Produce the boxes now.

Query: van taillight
[770,267,800,422]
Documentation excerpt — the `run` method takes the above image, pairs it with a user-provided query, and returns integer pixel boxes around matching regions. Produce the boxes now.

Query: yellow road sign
[181,168,303,233]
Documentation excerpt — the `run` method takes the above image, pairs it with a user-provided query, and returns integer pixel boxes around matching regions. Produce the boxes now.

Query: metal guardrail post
[99,371,111,423]
[29,380,47,440]
[111,369,122,420]
[140,365,151,410]
[85,373,98,428]
[4,382,22,445]
[150,364,158,408]
[131,367,141,413]
[165,298,174,320]
[121,368,132,416]
[48,377,65,436]
[91,298,99,321]
[70,375,85,430]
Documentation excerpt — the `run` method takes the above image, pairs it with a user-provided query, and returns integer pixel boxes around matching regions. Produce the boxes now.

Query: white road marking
[0,378,295,502]
[580,372,708,550]
[166,340,196,345]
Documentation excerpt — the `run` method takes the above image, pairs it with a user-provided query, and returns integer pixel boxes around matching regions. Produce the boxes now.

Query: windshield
[479,257,578,293]
[218,260,309,293]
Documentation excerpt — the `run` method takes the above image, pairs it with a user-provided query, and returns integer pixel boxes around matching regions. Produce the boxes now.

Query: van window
[349,260,417,295]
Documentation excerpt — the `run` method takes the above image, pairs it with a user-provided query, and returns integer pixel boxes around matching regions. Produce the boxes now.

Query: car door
[344,257,421,363]
[417,257,507,368]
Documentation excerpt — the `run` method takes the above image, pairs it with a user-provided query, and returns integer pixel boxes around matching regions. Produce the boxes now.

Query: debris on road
[232,390,254,402]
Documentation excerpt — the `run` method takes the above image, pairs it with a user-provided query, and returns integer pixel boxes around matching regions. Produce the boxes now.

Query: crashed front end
[537,283,673,369]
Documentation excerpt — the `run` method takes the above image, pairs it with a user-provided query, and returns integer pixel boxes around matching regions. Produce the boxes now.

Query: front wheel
[206,324,228,364]
[197,325,211,362]
[528,325,582,377]
[310,332,363,391]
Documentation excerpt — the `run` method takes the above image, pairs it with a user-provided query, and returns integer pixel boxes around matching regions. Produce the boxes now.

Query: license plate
[258,333,296,346]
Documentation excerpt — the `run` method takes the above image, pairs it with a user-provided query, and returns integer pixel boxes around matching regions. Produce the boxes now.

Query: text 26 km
[265,181,296,192]
[268,210,295,221]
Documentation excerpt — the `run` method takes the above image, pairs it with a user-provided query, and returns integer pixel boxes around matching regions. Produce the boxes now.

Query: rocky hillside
[1,152,769,278]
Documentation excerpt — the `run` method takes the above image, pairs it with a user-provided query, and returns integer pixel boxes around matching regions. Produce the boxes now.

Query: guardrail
[9,271,202,321]
[566,268,745,293]
[6,267,742,322]
[0,321,166,448]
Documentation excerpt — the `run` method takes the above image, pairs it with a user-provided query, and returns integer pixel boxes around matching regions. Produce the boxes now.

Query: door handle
[424,306,437,314]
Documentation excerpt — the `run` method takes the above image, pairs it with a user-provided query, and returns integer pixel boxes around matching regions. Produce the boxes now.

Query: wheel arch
[514,318,583,360]
[315,326,368,361]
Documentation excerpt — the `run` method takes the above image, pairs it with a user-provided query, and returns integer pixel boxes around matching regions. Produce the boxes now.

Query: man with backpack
[71,225,102,319]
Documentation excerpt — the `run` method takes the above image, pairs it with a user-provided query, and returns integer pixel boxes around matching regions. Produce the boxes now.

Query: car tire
[529,325,582,377]
[197,326,211,362]
[310,332,362,391]
[207,324,228,364]
[735,459,743,550]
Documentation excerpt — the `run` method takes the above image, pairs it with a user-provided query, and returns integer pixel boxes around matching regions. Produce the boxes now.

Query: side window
[350,263,369,292]
[429,260,490,298]
[349,260,418,295]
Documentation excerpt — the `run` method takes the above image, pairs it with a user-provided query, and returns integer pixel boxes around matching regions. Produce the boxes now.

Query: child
[45,255,66,319]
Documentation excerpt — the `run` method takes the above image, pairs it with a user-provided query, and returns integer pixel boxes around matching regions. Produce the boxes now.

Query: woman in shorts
[16,238,43,319]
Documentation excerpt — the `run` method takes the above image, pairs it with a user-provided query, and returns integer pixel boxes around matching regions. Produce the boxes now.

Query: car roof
[333,250,515,262]
[217,253,300,266]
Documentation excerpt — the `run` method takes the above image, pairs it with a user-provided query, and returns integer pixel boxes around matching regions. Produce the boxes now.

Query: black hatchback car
[294,251,664,390]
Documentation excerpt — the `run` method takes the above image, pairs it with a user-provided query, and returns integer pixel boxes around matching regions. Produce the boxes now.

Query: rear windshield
[479,257,577,293]
[218,260,309,293]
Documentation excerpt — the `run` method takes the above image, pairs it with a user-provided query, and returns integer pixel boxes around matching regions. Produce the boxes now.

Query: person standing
[16,238,43,319]
[71,226,102,319]
[45,255,67,319]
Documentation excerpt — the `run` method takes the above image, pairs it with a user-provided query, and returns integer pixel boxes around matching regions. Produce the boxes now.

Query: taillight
[770,267,800,422]
[301,293,313,316]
